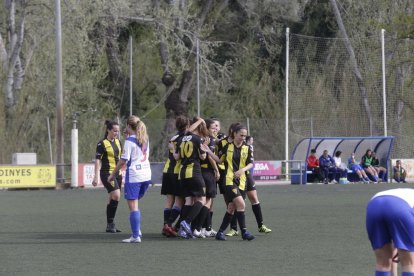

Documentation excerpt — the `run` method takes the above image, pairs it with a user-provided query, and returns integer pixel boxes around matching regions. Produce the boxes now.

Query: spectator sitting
[371,151,387,182]
[319,150,337,184]
[333,151,348,184]
[348,152,370,183]
[393,160,407,183]
[306,149,324,183]
[361,149,379,183]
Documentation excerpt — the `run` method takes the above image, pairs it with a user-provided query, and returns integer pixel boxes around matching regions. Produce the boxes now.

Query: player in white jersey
[366,188,414,276]
[109,115,151,243]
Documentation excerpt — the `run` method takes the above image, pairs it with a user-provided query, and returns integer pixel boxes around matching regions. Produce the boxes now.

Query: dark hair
[310,149,316,154]
[205,118,216,130]
[335,151,342,157]
[231,124,247,139]
[175,115,190,132]
[227,122,241,137]
[104,120,119,139]
[246,135,252,143]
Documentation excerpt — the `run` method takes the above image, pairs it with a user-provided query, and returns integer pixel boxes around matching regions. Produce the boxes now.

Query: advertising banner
[252,160,282,182]
[0,165,56,188]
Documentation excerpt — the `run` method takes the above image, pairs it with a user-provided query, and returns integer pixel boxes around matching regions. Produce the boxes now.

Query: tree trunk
[329,0,375,135]
[105,24,130,116]
[4,0,26,109]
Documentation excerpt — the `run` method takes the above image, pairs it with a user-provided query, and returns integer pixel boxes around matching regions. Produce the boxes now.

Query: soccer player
[215,122,241,196]
[192,118,220,238]
[393,160,407,183]
[366,188,414,275]
[92,120,123,233]
[348,152,370,183]
[213,124,255,241]
[175,118,209,239]
[108,116,151,243]
[361,149,380,183]
[372,151,387,182]
[226,135,272,236]
[161,116,204,237]
[160,116,189,237]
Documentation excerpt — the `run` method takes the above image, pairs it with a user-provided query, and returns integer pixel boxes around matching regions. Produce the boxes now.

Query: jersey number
[180,141,194,158]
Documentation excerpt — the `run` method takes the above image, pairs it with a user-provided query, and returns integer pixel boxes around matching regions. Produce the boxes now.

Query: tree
[1,0,27,112]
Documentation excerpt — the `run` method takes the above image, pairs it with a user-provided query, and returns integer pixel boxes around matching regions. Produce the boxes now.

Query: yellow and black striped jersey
[162,132,183,174]
[215,136,229,170]
[200,135,216,170]
[95,138,122,175]
[221,142,253,190]
[176,133,205,179]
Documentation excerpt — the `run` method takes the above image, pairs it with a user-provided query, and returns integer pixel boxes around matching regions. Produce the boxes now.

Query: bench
[306,169,356,183]
[306,169,387,183]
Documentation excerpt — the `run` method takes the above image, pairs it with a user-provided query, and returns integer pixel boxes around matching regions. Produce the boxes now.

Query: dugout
[290,136,394,184]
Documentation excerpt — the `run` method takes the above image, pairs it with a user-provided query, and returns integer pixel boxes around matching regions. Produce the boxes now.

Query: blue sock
[402,272,414,276]
[130,210,140,238]
[375,271,390,276]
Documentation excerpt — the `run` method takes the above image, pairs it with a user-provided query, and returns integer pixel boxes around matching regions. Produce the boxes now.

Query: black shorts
[100,172,122,193]
[161,172,180,196]
[202,169,217,198]
[181,176,206,198]
[245,173,256,192]
[223,183,243,203]
[217,169,226,194]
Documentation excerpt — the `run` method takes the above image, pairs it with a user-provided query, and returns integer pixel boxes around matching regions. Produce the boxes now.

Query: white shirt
[121,135,151,183]
[372,188,414,208]
[333,156,342,167]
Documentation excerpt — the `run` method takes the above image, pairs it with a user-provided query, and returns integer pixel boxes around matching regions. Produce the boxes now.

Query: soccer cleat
[258,224,272,233]
[215,231,226,241]
[204,228,217,237]
[242,231,255,241]
[162,225,167,236]
[225,229,239,237]
[122,236,141,243]
[180,220,192,236]
[164,225,178,237]
[193,229,206,238]
[106,223,121,233]
[178,227,190,239]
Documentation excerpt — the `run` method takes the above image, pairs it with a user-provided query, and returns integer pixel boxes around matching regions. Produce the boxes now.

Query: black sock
[192,213,200,231]
[186,201,203,224]
[175,205,191,229]
[236,211,247,234]
[106,199,119,224]
[230,213,238,231]
[193,206,209,231]
[163,208,172,225]
[167,206,181,225]
[219,212,233,232]
[252,203,264,228]
[204,210,212,230]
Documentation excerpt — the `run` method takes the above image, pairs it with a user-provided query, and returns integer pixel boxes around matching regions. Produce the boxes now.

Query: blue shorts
[124,180,151,200]
[350,164,363,172]
[366,195,414,251]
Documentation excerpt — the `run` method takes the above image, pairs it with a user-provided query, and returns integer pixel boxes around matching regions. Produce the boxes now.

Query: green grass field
[1,182,410,275]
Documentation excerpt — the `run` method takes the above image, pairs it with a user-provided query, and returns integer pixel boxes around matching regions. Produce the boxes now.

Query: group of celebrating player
[161,116,272,241]
[92,115,271,243]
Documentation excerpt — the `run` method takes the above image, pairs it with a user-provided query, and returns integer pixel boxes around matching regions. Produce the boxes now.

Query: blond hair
[126,115,148,150]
